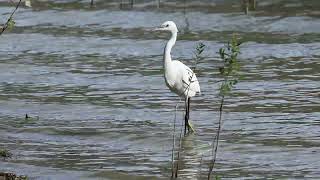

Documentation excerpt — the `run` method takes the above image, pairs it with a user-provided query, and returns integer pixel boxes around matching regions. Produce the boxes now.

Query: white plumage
[165,60,200,98]
[155,21,200,133]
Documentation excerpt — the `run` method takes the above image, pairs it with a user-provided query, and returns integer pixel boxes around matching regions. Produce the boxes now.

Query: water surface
[0,0,319,179]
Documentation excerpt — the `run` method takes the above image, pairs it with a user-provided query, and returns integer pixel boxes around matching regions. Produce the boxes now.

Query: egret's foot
[187,121,195,133]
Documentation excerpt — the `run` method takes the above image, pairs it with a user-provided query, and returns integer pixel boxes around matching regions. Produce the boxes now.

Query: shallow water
[0,0,319,179]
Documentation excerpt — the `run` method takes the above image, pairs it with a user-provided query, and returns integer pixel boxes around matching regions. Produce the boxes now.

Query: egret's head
[154,21,179,34]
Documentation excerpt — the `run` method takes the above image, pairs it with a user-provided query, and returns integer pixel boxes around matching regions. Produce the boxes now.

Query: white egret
[154,21,200,134]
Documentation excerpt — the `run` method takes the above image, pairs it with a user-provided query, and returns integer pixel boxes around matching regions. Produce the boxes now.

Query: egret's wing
[178,62,201,96]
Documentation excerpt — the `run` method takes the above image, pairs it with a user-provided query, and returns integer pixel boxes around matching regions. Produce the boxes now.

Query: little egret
[154,21,200,134]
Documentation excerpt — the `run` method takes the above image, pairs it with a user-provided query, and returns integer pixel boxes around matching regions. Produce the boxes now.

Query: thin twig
[0,0,22,35]
[171,43,205,178]
[171,98,181,178]
[182,42,205,97]
[171,104,177,178]
[207,35,241,179]
[173,105,185,178]
[208,96,224,179]
[198,153,204,179]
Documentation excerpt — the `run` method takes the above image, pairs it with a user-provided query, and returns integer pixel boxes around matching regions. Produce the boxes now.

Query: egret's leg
[184,98,188,135]
[186,98,190,132]
[187,98,195,133]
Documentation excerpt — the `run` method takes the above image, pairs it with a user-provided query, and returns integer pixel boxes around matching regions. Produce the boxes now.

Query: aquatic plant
[0,148,12,160]
[208,35,241,179]
[0,0,22,35]
[0,172,28,180]
[242,0,257,14]
[171,42,205,178]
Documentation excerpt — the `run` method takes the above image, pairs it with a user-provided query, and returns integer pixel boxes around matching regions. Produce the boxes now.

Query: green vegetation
[218,35,241,96]
[0,149,28,179]
[208,35,241,179]
[171,37,241,179]
[0,172,28,180]
[193,42,206,69]
[0,0,21,35]
[0,148,12,160]
[7,18,16,31]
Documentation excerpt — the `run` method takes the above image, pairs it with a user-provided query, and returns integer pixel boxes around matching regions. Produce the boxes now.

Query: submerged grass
[0,148,12,160]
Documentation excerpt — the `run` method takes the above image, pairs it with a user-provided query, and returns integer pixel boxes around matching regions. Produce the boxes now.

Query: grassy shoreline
[0,172,28,180]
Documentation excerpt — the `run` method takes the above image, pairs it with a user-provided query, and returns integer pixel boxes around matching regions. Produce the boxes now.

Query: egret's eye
[165,24,169,27]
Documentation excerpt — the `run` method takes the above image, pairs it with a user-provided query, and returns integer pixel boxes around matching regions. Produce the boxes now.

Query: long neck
[163,32,177,69]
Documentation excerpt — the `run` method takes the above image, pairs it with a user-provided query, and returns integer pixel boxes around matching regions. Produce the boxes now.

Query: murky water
[0,0,319,179]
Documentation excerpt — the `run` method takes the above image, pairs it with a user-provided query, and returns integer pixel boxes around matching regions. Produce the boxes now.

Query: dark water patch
[1,8,319,36]
[1,0,320,17]
[12,25,320,44]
